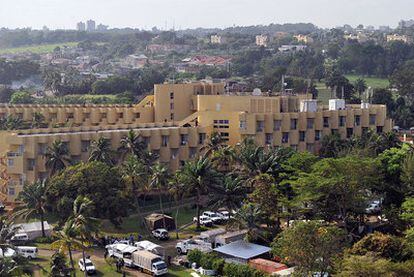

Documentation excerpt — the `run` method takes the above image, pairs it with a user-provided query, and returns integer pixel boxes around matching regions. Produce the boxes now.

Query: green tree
[118,130,147,160]
[50,251,71,277]
[231,203,264,242]
[149,163,170,228]
[272,221,346,276]
[9,91,34,104]
[88,137,114,166]
[176,157,220,230]
[14,180,49,237]
[47,161,131,224]
[44,140,71,176]
[354,78,367,96]
[209,174,246,213]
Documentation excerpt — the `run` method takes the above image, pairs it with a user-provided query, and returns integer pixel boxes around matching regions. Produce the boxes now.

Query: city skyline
[0,0,412,30]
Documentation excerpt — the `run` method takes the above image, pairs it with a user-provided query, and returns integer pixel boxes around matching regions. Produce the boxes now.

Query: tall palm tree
[51,221,82,274]
[201,132,224,157]
[209,174,246,213]
[211,145,236,172]
[14,180,49,237]
[88,137,114,166]
[44,140,71,176]
[71,196,100,277]
[120,155,149,230]
[169,177,185,239]
[176,157,221,230]
[149,163,170,228]
[231,203,265,242]
[119,130,147,160]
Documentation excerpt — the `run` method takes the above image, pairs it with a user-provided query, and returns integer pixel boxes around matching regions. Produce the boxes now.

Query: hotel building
[0,82,391,202]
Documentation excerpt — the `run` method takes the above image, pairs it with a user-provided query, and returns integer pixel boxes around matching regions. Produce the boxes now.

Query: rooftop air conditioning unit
[329,99,345,111]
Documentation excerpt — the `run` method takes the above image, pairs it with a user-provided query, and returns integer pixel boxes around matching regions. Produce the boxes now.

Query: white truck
[106,243,138,267]
[202,211,223,224]
[176,239,212,255]
[193,215,213,227]
[131,250,168,276]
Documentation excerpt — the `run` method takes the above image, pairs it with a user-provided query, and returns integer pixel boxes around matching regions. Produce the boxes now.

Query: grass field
[345,74,390,89]
[0,42,79,54]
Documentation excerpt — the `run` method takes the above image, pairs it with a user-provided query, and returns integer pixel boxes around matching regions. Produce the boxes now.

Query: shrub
[223,262,267,277]
[187,249,203,266]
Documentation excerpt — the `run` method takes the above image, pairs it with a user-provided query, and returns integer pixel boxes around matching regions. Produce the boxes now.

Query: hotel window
[180,160,186,167]
[323,117,329,128]
[274,120,282,131]
[299,131,306,142]
[331,129,338,135]
[265,134,273,145]
[170,92,174,99]
[38,143,47,155]
[315,130,322,141]
[171,149,178,160]
[307,118,314,129]
[84,113,90,119]
[256,121,264,132]
[290,119,298,130]
[220,132,230,142]
[239,120,247,130]
[347,128,354,138]
[354,115,361,126]
[170,103,174,110]
[8,187,15,196]
[27,159,35,171]
[180,134,188,146]
[18,145,25,155]
[67,113,74,119]
[214,120,229,129]
[282,132,289,144]
[199,133,206,145]
[189,147,197,159]
[134,112,141,119]
[369,114,376,125]
[7,159,14,167]
[101,113,107,119]
[161,135,169,147]
[339,116,346,127]
[81,140,90,153]
[306,143,315,153]
[170,113,174,120]
[362,127,369,135]
[377,126,383,133]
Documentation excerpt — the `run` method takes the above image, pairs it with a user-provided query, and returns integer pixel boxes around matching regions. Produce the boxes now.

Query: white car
[16,246,38,259]
[216,210,231,220]
[152,228,169,240]
[0,247,16,258]
[10,233,29,242]
[193,215,213,227]
[79,258,96,274]
[202,211,223,224]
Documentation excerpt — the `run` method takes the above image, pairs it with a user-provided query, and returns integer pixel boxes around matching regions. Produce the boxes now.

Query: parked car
[152,228,169,240]
[10,233,29,243]
[78,258,96,275]
[193,215,213,227]
[202,211,223,224]
[16,246,37,259]
[216,210,230,220]
[176,239,212,255]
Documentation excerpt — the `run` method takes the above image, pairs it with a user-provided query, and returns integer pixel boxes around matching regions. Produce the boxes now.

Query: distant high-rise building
[77,21,86,31]
[399,19,414,29]
[86,20,96,32]
[97,24,108,31]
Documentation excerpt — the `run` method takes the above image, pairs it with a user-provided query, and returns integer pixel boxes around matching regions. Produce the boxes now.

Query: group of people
[101,233,143,246]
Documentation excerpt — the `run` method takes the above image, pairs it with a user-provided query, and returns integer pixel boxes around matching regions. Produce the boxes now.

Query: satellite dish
[252,88,262,96]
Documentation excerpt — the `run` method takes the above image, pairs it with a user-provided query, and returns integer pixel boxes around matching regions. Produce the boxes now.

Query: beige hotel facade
[0,82,392,203]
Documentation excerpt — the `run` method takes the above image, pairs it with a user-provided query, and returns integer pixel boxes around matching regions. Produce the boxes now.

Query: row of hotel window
[0,112,141,121]
[248,115,376,132]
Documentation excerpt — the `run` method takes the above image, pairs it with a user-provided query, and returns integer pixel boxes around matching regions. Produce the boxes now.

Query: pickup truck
[202,211,223,224]
[176,239,212,255]
[193,215,213,227]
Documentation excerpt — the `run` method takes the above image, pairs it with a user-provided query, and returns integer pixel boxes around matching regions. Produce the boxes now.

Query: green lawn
[345,74,390,89]
[0,42,79,54]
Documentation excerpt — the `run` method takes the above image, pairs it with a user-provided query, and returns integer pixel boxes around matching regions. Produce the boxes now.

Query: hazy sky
[0,0,412,30]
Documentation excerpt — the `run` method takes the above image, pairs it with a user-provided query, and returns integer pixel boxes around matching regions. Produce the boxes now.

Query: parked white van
[10,233,29,242]
[16,246,38,259]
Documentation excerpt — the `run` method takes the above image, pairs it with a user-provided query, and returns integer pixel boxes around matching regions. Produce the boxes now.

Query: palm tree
[211,145,236,172]
[51,222,82,274]
[44,140,71,176]
[71,196,100,277]
[88,137,114,166]
[0,216,17,253]
[14,180,49,237]
[119,130,147,160]
[201,132,224,157]
[31,112,46,129]
[176,157,221,230]
[231,203,265,242]
[354,78,367,97]
[149,163,170,228]
[169,177,185,239]
[120,155,149,230]
[209,174,246,213]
